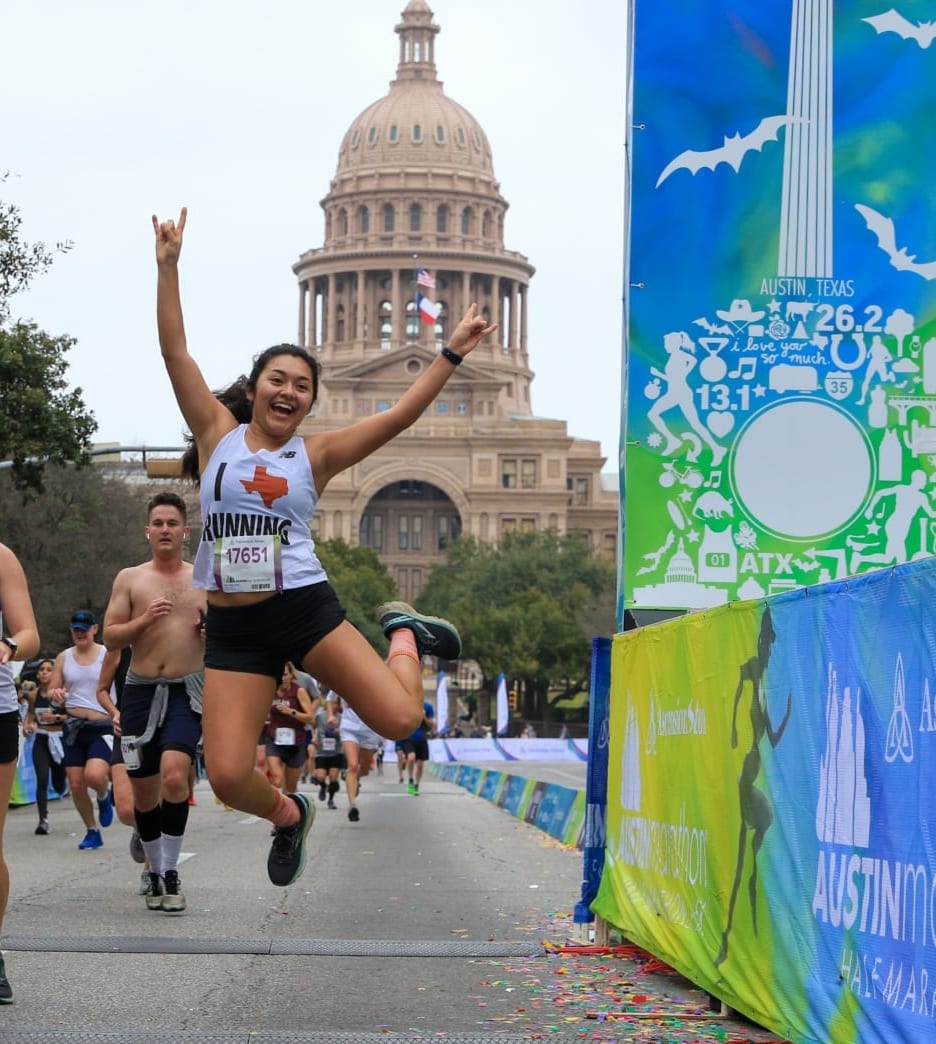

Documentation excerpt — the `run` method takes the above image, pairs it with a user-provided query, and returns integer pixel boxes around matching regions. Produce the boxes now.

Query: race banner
[623,2,936,610]
[592,555,936,1043]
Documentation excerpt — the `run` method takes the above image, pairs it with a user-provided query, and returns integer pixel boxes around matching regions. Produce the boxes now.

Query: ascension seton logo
[884,654,913,766]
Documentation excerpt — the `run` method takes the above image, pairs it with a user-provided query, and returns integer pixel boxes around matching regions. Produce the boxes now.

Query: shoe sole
[145,896,164,911]
[161,897,186,912]
[377,601,462,660]
[268,794,315,887]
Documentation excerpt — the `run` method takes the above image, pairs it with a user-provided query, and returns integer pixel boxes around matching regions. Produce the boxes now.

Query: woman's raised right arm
[153,208,230,447]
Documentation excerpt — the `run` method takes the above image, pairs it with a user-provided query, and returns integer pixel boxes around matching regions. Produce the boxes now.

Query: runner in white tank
[0,542,41,1003]
[50,611,117,851]
[153,207,495,887]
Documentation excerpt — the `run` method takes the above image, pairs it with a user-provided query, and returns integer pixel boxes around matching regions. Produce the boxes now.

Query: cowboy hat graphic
[716,299,766,325]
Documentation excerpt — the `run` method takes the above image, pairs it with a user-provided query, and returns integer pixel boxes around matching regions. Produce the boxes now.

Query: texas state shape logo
[241,466,289,508]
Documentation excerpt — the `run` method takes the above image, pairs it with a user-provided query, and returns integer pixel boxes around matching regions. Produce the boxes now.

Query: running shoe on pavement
[0,953,12,1004]
[145,874,164,911]
[138,871,152,896]
[129,830,145,864]
[267,793,315,886]
[161,870,186,912]
[377,601,461,660]
[348,806,360,822]
[78,828,103,850]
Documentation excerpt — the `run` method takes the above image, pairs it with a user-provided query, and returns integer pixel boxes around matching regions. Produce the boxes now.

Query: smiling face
[248,353,317,435]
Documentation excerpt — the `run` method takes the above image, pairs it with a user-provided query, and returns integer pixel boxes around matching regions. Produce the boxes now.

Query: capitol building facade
[289,0,618,601]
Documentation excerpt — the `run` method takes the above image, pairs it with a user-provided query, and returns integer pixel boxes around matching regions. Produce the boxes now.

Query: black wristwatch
[1,637,17,658]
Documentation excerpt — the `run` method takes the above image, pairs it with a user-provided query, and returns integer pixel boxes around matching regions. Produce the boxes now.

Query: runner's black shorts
[0,710,18,764]
[205,582,346,679]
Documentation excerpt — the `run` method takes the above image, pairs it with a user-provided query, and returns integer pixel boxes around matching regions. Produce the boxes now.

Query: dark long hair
[180,345,320,483]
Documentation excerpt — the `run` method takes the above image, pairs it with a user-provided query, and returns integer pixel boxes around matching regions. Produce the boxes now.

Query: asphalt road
[0,764,788,1043]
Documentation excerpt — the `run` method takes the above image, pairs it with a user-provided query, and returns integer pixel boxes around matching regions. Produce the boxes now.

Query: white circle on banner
[731,399,874,539]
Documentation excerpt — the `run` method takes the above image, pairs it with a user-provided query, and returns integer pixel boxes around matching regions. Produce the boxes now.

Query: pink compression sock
[388,627,419,664]
[268,790,300,828]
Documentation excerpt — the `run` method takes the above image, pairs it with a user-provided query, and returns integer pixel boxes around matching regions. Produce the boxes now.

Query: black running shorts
[205,582,347,679]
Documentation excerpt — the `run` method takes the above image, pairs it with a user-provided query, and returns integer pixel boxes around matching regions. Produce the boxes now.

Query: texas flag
[417,292,441,326]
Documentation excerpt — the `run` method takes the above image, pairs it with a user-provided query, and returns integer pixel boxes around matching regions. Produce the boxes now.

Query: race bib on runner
[275,727,297,746]
[321,736,336,752]
[214,535,282,593]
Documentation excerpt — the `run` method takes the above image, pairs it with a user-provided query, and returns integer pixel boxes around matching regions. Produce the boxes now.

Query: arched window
[434,303,447,348]
[335,304,345,342]
[482,210,492,239]
[358,206,369,234]
[337,209,348,237]
[383,204,395,232]
[412,123,422,142]
[409,203,422,232]
[461,207,472,235]
[405,300,420,343]
[436,205,448,233]
[435,125,445,143]
[388,124,399,143]
[379,299,392,350]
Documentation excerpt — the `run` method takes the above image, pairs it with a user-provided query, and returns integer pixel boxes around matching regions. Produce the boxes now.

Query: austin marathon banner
[592,556,936,1043]
[623,2,936,611]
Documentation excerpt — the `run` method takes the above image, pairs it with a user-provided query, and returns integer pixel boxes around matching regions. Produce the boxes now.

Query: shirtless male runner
[102,492,206,913]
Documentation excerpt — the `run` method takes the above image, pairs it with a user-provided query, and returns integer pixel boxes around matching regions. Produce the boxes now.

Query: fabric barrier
[592,556,936,1043]
[429,761,586,850]
[428,737,588,762]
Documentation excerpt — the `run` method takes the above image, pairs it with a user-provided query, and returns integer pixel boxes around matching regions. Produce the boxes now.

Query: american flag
[417,268,436,289]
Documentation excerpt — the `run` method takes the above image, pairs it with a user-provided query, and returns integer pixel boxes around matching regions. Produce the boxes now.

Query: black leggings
[31,734,67,820]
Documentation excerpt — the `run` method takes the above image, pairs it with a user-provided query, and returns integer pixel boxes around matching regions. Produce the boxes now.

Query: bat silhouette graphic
[863,9,936,48]
[855,204,936,280]
[656,115,801,188]
[692,317,733,336]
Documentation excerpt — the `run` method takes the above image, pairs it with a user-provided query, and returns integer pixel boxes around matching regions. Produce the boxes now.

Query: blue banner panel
[624,1,936,611]
[594,556,936,1043]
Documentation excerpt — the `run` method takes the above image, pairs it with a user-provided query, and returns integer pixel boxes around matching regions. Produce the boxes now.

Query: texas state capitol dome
[292,0,617,606]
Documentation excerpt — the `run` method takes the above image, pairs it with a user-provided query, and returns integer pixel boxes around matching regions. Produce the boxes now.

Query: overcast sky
[5,0,628,468]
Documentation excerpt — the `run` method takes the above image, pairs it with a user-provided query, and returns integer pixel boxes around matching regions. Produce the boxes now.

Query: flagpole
[412,252,420,346]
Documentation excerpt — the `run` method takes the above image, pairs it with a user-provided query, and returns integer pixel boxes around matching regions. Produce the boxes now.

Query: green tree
[417,530,615,725]
[316,538,396,652]
[0,467,154,655]
[0,190,95,491]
